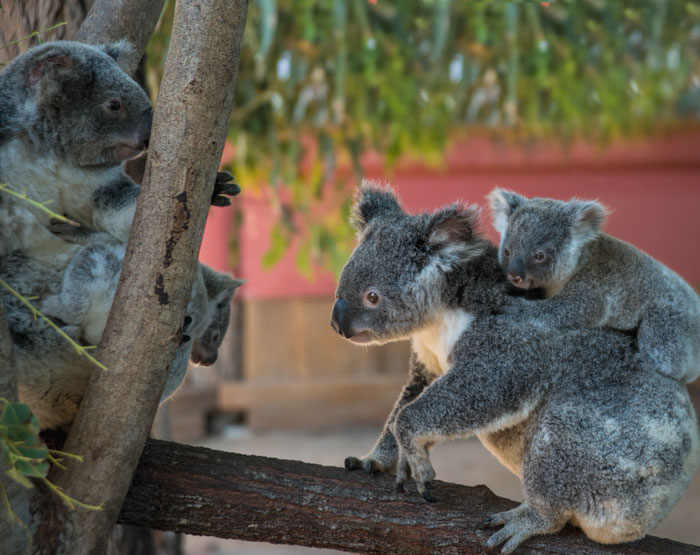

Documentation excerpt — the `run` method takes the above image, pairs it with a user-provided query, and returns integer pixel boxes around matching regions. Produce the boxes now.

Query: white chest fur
[411,308,474,376]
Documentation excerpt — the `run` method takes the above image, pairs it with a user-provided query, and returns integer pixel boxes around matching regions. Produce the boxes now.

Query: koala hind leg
[636,306,700,383]
[483,503,567,555]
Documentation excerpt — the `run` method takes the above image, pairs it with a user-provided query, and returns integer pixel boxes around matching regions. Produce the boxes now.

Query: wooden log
[118,439,700,554]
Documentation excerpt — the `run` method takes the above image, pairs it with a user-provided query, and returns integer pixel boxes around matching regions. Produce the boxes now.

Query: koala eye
[503,247,511,257]
[105,99,122,113]
[533,251,546,262]
[364,290,380,307]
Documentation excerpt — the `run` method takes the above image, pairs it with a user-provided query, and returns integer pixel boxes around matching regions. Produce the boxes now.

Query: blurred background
[4,0,700,552]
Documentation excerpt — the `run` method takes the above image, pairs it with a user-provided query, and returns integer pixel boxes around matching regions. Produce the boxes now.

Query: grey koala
[1,229,243,429]
[0,40,239,254]
[190,265,245,367]
[489,189,700,384]
[332,183,700,553]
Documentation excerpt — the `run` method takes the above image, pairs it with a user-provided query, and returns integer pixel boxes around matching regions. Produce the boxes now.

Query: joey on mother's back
[331,183,699,553]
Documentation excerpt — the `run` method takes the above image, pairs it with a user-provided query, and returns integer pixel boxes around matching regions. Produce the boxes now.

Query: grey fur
[333,182,700,552]
[488,189,700,383]
[1,228,243,429]
[0,40,152,252]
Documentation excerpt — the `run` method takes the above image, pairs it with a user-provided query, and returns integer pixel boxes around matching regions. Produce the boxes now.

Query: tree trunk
[0,0,94,62]
[117,439,700,555]
[36,1,248,553]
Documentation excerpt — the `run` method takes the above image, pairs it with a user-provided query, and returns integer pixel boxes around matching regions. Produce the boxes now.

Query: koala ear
[426,204,483,264]
[351,180,402,232]
[488,189,527,236]
[26,53,75,92]
[100,40,141,76]
[569,199,607,242]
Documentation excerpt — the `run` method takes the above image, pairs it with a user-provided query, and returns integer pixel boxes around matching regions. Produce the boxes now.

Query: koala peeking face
[331,182,481,345]
[16,41,152,167]
[489,189,606,290]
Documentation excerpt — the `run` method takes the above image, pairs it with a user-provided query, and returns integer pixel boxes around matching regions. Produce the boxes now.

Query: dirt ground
[181,426,700,554]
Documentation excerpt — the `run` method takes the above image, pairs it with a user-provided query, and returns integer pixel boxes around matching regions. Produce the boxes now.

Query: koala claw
[478,516,495,529]
[211,171,241,207]
[394,481,406,494]
[420,486,436,503]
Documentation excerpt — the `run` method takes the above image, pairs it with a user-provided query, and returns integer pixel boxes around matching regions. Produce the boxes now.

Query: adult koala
[331,182,700,553]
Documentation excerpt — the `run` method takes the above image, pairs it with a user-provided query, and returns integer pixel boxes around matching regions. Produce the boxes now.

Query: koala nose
[330,298,350,337]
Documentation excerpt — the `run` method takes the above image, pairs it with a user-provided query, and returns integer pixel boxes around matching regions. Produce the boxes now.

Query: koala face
[190,267,244,367]
[190,299,231,366]
[331,183,481,345]
[7,41,152,168]
[489,189,607,290]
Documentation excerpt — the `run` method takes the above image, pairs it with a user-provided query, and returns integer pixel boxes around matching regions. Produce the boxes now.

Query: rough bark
[0,0,94,62]
[35,1,248,554]
[118,439,700,555]
[75,0,164,62]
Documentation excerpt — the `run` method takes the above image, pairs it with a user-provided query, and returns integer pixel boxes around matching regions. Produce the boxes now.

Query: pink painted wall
[200,132,700,299]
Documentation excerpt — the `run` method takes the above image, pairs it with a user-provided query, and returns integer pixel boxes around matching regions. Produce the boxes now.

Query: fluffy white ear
[488,189,527,237]
[569,199,608,242]
[426,203,483,266]
[351,180,403,233]
[100,40,140,76]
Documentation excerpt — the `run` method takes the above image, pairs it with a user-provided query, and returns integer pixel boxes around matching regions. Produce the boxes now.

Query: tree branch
[118,439,700,555]
[75,0,165,57]
[39,2,248,553]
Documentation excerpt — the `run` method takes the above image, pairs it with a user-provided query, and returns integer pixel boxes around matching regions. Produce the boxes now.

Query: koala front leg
[392,366,539,503]
[501,286,608,329]
[345,354,432,475]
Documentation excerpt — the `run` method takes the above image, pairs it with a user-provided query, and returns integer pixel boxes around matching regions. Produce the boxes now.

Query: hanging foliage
[147,0,700,275]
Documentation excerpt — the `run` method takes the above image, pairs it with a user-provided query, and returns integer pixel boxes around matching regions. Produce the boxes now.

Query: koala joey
[489,189,700,384]
[332,183,699,552]
[2,226,242,429]
[0,40,240,254]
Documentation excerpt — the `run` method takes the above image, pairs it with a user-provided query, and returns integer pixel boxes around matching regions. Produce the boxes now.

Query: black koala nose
[330,298,348,337]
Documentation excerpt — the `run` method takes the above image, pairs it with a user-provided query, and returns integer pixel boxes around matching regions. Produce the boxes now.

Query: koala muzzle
[330,298,352,338]
[507,258,528,288]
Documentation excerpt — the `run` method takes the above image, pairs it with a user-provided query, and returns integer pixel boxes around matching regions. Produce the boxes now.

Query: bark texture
[118,439,700,555]
[0,0,94,62]
[75,0,164,61]
[37,1,248,554]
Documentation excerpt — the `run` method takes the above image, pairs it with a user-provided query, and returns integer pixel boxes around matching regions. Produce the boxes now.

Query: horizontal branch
[118,439,700,554]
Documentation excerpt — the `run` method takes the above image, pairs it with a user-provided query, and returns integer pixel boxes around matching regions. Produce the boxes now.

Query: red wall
[201,132,700,299]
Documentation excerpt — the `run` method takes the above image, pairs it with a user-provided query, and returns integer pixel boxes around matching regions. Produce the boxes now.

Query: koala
[0,40,150,251]
[190,265,244,367]
[332,183,700,553]
[1,228,243,428]
[488,189,700,384]
[0,40,240,254]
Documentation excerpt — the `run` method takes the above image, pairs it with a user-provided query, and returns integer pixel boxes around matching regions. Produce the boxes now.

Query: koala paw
[483,504,562,555]
[344,455,390,476]
[47,218,84,242]
[395,450,436,502]
[211,171,241,207]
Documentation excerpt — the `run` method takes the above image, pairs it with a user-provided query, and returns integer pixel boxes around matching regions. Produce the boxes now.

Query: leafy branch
[0,399,102,542]
[0,21,67,51]
[0,184,79,227]
[0,280,107,372]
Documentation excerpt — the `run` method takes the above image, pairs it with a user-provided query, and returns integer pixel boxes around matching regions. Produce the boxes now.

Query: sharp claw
[478,517,494,529]
[421,488,436,503]
[395,481,405,494]
[211,197,232,207]
[365,460,379,476]
[180,334,191,345]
